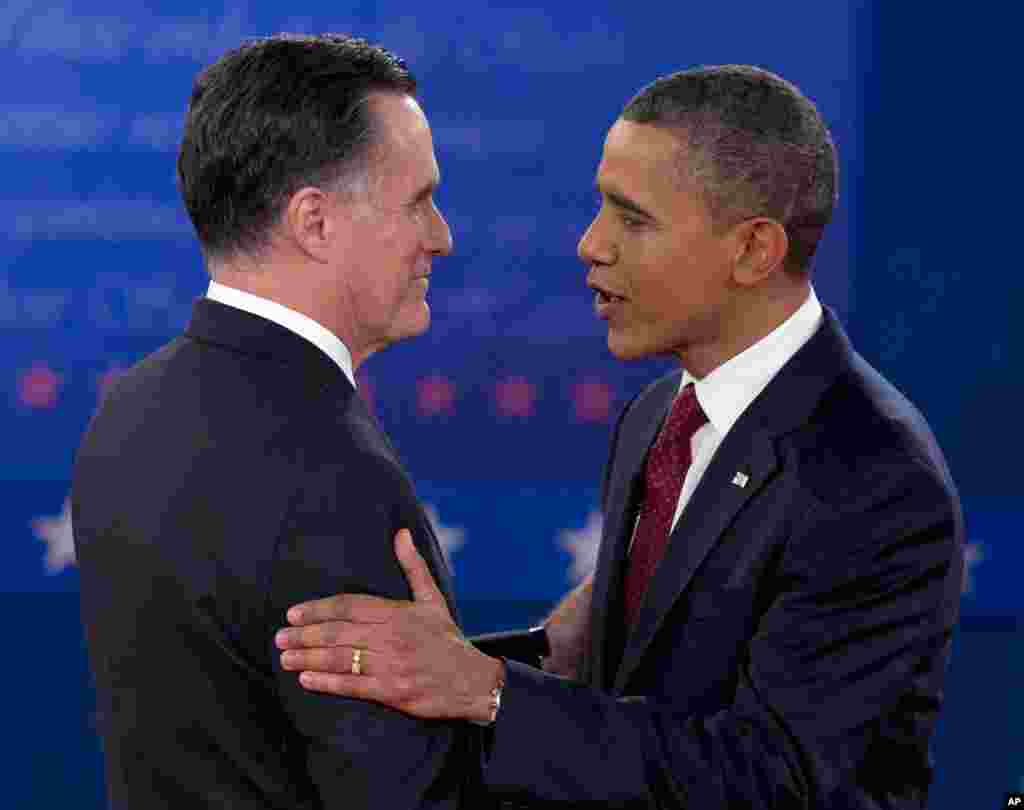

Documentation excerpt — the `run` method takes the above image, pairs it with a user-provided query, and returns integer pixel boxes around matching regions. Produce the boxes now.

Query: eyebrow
[597,184,655,221]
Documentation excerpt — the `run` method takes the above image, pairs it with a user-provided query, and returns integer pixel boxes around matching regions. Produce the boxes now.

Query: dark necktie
[623,383,708,628]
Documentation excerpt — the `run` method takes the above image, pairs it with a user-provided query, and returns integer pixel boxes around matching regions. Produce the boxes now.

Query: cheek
[366,231,418,301]
[626,253,691,314]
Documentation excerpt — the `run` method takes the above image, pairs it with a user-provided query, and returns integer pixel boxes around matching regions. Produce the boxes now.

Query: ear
[283,186,337,263]
[730,218,789,287]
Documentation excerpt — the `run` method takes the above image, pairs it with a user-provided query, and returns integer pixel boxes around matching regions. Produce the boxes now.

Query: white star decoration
[21,494,990,598]
[962,541,984,596]
[559,509,604,584]
[424,503,465,569]
[28,497,465,575]
[30,496,76,574]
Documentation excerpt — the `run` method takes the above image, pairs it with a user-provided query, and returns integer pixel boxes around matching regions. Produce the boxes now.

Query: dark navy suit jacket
[73,298,480,808]
[482,309,964,808]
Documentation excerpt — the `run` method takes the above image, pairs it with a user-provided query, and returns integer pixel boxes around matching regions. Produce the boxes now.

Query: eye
[619,212,644,228]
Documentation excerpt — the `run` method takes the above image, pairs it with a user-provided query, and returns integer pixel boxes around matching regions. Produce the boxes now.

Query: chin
[607,333,654,362]
[397,305,431,341]
[414,304,431,334]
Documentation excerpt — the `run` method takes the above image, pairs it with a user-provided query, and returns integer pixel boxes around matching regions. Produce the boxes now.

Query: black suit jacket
[73,298,479,808]
[481,308,964,808]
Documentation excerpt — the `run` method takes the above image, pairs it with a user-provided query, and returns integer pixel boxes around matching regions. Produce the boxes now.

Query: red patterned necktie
[623,383,708,629]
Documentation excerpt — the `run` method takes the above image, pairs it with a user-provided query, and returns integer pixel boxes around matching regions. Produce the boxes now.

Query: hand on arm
[277,465,961,807]
[271,452,488,808]
[277,529,505,723]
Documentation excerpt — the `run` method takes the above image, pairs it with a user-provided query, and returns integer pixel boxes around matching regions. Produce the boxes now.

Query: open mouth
[591,284,627,320]
[589,279,627,306]
[587,275,627,305]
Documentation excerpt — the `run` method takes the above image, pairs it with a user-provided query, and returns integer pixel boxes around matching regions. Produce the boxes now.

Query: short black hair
[177,33,416,261]
[622,65,838,273]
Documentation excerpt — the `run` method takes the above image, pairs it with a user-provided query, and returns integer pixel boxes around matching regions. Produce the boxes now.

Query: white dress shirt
[630,287,824,553]
[206,280,357,390]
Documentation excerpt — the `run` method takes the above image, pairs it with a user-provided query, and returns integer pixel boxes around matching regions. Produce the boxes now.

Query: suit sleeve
[268,454,481,809]
[480,461,963,808]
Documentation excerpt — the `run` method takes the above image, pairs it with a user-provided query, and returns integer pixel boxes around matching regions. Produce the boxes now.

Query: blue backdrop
[3,1,1019,807]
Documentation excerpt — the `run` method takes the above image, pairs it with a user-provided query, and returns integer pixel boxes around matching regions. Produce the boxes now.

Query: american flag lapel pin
[731,471,750,488]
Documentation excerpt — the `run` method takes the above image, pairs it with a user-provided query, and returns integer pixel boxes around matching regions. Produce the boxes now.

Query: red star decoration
[417,375,456,416]
[495,376,535,418]
[19,364,61,409]
[574,379,614,423]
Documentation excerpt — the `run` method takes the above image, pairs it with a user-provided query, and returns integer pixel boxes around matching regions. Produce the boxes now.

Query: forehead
[365,93,438,182]
[597,119,693,204]
[369,93,431,144]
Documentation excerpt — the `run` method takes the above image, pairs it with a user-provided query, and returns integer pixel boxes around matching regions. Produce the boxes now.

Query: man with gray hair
[277,65,963,808]
[72,33,482,808]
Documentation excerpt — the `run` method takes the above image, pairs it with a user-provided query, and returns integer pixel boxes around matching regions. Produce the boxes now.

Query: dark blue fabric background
[2,2,1018,806]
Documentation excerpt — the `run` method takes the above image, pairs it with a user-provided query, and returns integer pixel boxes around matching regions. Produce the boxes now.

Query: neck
[210,258,363,368]
[210,256,297,307]
[676,280,810,379]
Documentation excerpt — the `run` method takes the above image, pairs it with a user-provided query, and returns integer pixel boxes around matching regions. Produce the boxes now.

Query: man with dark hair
[72,34,478,808]
[276,65,963,808]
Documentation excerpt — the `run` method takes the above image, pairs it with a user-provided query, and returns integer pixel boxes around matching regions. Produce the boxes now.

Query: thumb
[394,529,445,607]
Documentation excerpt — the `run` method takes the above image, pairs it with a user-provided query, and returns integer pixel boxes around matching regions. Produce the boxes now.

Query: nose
[577,213,614,267]
[430,201,453,257]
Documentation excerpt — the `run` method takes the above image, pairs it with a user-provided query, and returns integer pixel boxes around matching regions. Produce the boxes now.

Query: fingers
[394,529,443,606]
[287,593,392,627]
[281,645,370,676]
[276,620,366,650]
[298,670,385,703]
[294,663,433,721]
[287,594,351,626]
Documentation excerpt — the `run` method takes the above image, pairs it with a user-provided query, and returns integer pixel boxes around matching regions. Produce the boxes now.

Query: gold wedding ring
[351,648,362,676]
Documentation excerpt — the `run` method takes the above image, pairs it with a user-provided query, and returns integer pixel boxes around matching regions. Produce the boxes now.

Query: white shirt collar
[206,280,357,389]
[681,286,823,437]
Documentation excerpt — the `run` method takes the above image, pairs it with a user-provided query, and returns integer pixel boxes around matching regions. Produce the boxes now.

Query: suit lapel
[589,374,679,690]
[613,428,777,691]
[606,307,852,691]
